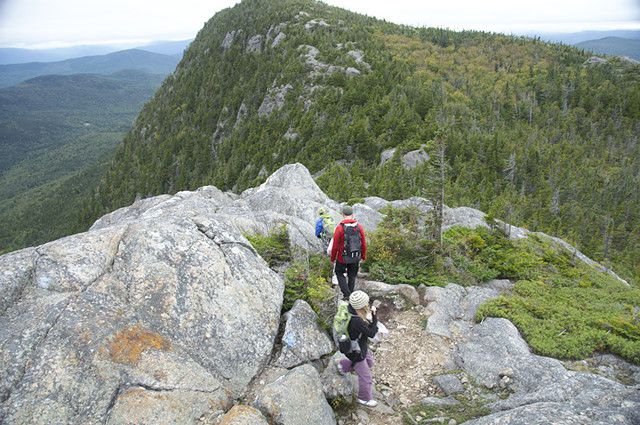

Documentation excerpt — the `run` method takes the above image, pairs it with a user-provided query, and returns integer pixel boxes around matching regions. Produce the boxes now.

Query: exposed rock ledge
[0,163,635,424]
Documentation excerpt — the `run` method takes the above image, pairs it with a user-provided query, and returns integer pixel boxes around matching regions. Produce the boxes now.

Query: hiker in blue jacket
[315,207,335,253]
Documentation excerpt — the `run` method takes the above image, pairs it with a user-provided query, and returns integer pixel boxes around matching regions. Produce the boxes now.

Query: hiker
[330,205,366,300]
[315,207,335,253]
[336,290,379,407]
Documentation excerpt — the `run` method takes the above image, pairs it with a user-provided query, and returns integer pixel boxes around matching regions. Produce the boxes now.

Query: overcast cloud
[0,0,638,48]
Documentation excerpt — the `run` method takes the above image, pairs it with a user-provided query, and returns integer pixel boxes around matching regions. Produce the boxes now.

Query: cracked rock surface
[1,191,284,423]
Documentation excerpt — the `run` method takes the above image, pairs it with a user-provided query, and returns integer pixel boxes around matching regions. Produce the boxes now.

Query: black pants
[335,261,359,299]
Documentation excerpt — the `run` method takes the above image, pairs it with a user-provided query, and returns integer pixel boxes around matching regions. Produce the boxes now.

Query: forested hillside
[0,70,166,252]
[73,0,639,283]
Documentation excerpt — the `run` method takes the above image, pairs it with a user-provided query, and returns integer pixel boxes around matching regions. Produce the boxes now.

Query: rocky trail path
[354,307,453,425]
[329,276,640,425]
[332,278,457,425]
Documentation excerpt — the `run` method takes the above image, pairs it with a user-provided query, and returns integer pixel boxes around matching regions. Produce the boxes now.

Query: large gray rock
[242,163,340,228]
[459,286,500,321]
[89,194,173,230]
[258,83,293,117]
[455,318,625,412]
[351,203,383,234]
[402,148,429,169]
[253,364,336,425]
[1,200,283,423]
[246,34,263,53]
[276,300,333,368]
[463,386,640,425]
[442,207,488,232]
[359,280,420,309]
[320,352,353,399]
[424,284,466,338]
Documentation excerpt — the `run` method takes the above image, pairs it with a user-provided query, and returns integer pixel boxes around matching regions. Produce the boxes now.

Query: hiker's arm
[330,225,342,262]
[355,316,378,338]
[359,224,367,261]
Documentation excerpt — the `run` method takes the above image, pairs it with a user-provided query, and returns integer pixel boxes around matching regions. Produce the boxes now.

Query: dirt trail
[336,304,454,425]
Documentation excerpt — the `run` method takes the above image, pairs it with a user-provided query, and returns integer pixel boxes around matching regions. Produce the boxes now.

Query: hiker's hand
[371,305,377,314]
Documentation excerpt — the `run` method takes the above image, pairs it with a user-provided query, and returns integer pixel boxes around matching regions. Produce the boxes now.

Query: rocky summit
[1,163,638,424]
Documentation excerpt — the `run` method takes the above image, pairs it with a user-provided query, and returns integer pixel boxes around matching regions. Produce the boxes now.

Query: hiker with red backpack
[330,205,366,300]
[335,290,379,407]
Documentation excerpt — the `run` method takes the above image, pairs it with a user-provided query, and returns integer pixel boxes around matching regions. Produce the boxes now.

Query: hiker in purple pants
[339,351,375,401]
[336,290,379,407]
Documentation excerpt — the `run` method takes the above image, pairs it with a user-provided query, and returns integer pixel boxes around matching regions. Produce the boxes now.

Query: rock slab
[276,300,333,368]
[253,364,336,425]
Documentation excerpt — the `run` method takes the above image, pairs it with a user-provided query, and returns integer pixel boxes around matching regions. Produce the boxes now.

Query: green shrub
[366,205,440,285]
[368,208,640,364]
[475,239,640,364]
[283,254,334,313]
[244,224,291,267]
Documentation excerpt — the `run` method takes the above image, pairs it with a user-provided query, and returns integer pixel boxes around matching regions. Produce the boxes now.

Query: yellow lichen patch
[219,405,261,424]
[108,324,170,364]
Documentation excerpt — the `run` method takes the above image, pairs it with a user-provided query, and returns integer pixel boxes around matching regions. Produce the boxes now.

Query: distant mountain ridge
[532,29,640,45]
[576,36,640,61]
[0,39,192,65]
[0,48,180,87]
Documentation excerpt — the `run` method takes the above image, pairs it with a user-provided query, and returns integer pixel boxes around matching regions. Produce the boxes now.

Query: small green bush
[366,205,439,285]
[406,393,491,424]
[283,254,333,312]
[245,224,291,267]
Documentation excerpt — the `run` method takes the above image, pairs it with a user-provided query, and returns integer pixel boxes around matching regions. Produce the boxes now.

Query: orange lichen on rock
[219,405,263,424]
[108,324,171,364]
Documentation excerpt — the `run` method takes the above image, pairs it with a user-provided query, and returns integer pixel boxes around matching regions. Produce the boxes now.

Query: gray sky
[0,0,638,48]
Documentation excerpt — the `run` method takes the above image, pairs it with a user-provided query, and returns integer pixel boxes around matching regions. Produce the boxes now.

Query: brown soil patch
[375,307,453,403]
[108,324,171,364]
[337,305,455,425]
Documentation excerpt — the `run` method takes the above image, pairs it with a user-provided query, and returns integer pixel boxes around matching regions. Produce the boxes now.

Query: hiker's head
[341,205,353,218]
[318,207,326,215]
[349,290,369,310]
[350,290,372,323]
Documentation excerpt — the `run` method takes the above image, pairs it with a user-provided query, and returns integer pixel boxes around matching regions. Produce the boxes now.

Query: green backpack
[334,301,361,358]
[333,301,351,339]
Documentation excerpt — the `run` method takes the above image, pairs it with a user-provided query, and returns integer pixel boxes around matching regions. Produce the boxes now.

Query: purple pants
[339,351,375,401]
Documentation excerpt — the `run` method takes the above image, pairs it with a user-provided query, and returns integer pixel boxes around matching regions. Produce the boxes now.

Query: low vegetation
[367,206,640,364]
[244,224,292,267]
[405,395,491,425]
[245,225,333,319]
[283,254,333,314]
